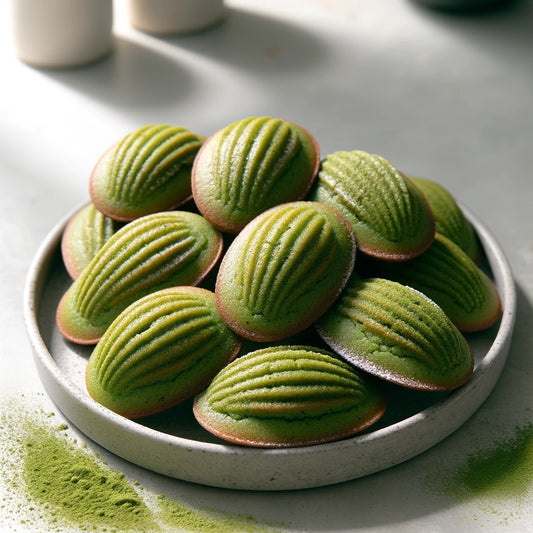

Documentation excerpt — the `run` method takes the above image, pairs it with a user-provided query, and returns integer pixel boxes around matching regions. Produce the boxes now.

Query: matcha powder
[430,420,533,526]
[21,421,157,532]
[0,394,279,533]
[445,422,532,500]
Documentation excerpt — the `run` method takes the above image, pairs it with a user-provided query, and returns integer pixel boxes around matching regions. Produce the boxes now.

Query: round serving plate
[23,205,516,491]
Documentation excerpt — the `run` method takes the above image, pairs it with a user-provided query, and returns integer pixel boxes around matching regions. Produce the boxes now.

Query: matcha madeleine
[90,124,205,221]
[310,150,434,260]
[215,201,356,341]
[372,233,502,332]
[193,346,387,448]
[56,211,223,345]
[192,116,320,233]
[86,287,242,419]
[316,275,473,391]
[61,203,122,279]
[408,176,480,262]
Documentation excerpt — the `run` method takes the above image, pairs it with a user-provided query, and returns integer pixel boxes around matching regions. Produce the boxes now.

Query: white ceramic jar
[11,0,113,68]
[128,0,225,35]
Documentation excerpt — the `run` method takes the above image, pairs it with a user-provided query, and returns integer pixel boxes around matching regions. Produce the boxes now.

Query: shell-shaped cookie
[316,275,473,391]
[408,176,480,262]
[310,150,435,260]
[61,203,122,279]
[56,211,223,345]
[193,345,387,447]
[90,124,205,221]
[371,232,502,332]
[86,287,242,419]
[215,202,356,341]
[192,116,320,233]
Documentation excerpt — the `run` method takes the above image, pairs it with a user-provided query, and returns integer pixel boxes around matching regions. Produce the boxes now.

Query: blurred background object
[412,0,514,11]
[11,0,113,68]
[127,0,225,35]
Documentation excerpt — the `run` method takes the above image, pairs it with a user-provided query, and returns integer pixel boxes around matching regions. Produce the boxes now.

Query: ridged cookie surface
[371,232,501,332]
[61,203,122,279]
[90,124,205,221]
[215,202,356,341]
[316,275,473,391]
[192,116,320,233]
[56,211,223,344]
[193,345,387,447]
[409,176,479,262]
[86,287,242,419]
[311,150,434,260]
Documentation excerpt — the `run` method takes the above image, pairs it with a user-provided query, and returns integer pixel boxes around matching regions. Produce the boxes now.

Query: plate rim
[23,204,517,490]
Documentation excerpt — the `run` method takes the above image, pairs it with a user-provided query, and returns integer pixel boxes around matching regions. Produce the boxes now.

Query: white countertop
[1,1,532,531]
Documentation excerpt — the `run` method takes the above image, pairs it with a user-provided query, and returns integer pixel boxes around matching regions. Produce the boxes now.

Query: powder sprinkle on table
[0,394,281,532]
[425,420,533,527]
[444,422,532,500]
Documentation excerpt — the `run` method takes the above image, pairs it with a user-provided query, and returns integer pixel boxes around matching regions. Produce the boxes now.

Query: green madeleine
[316,275,474,391]
[193,345,387,447]
[371,232,502,332]
[86,287,242,419]
[310,150,435,260]
[90,124,205,221]
[56,211,223,345]
[61,203,122,280]
[192,116,320,233]
[215,201,356,341]
[409,176,480,262]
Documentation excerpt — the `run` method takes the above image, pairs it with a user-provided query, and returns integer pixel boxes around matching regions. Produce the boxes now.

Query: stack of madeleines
[56,116,502,448]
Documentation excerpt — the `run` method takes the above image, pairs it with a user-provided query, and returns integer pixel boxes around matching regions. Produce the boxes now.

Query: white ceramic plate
[23,206,516,491]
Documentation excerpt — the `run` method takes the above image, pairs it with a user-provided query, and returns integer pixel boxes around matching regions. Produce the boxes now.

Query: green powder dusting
[157,495,277,533]
[21,424,157,532]
[0,394,282,533]
[444,422,533,500]
[1,396,157,532]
